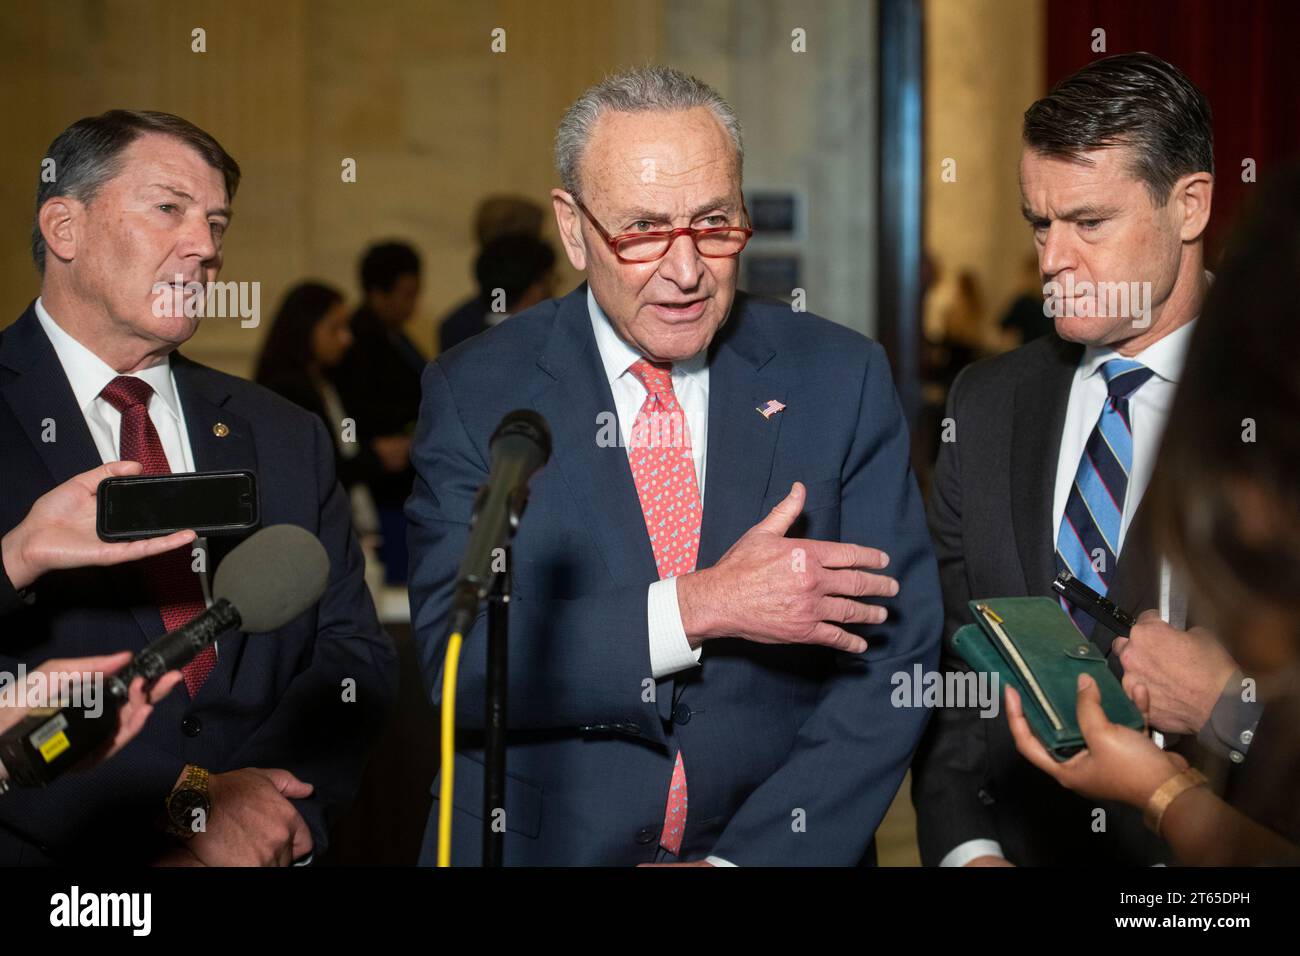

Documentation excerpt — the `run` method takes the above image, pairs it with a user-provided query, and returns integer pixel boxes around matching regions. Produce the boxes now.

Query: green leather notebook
[952,596,1145,761]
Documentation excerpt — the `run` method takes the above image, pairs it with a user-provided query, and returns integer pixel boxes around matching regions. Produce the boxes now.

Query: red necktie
[627,359,702,856]
[100,375,216,697]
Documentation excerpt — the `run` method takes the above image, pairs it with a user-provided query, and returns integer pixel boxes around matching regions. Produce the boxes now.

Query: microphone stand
[483,541,511,868]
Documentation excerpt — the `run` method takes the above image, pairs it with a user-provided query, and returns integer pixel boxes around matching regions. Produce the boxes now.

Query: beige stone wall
[0,0,661,375]
[0,0,876,377]
[924,0,1045,341]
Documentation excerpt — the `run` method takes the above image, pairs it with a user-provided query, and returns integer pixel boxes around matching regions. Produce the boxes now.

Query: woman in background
[254,281,381,536]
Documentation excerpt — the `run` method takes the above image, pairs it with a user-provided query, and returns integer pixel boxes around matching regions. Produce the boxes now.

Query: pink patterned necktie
[626,358,702,856]
[100,376,216,698]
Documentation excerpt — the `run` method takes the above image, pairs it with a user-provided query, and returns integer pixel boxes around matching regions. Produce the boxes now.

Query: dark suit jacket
[0,303,398,864]
[406,283,942,866]
[909,334,1195,866]
[438,294,490,354]
[329,305,423,507]
[259,372,384,494]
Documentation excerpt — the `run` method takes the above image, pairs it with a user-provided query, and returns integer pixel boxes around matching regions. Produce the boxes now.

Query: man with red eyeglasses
[407,66,941,866]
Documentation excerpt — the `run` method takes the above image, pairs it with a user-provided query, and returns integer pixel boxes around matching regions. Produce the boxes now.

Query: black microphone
[450,410,551,636]
[0,524,329,790]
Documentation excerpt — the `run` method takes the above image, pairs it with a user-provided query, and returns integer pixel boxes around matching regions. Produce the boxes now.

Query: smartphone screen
[98,470,258,539]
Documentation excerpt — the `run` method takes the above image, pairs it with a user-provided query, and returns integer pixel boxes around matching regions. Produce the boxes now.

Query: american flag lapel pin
[755,399,786,420]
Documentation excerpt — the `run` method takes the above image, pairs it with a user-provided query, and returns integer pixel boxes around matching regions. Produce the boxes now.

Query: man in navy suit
[407,67,941,866]
[0,109,396,865]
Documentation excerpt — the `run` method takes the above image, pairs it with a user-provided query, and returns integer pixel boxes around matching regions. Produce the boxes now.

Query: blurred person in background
[1006,166,1300,865]
[999,253,1056,348]
[468,233,556,334]
[330,241,425,584]
[254,281,381,541]
[438,195,547,352]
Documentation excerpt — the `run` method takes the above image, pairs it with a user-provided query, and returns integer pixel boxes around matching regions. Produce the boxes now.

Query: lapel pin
[213,422,230,437]
[755,399,786,420]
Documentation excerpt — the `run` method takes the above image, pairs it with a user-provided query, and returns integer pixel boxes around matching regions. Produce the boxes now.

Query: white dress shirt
[34,297,212,608]
[587,288,708,680]
[939,318,1196,869]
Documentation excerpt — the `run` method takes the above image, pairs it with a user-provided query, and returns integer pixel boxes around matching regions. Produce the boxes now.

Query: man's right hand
[183,768,315,867]
[1,461,195,591]
[676,481,897,653]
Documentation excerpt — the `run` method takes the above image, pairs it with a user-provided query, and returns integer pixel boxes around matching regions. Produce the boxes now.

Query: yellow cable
[437,631,464,867]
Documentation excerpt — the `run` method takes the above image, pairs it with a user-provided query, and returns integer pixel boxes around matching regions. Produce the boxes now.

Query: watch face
[169,790,210,834]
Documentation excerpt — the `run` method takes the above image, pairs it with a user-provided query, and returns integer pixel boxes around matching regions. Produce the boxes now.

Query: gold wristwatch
[165,764,212,840]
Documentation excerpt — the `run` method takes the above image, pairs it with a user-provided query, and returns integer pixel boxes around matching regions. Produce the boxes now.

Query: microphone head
[212,524,330,633]
[490,409,552,467]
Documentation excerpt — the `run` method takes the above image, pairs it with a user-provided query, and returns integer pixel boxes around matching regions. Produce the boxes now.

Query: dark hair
[1023,52,1213,206]
[474,196,545,246]
[32,109,241,273]
[359,241,421,294]
[1148,166,1300,638]
[254,281,345,386]
[474,235,556,309]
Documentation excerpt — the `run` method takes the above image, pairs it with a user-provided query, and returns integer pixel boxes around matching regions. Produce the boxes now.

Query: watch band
[166,764,211,839]
[1144,767,1208,835]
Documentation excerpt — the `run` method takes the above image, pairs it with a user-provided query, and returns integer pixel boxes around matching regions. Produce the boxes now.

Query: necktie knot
[1100,358,1154,401]
[628,358,675,400]
[101,375,155,412]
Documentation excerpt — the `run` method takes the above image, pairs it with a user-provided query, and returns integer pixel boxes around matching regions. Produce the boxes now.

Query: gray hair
[554,65,744,199]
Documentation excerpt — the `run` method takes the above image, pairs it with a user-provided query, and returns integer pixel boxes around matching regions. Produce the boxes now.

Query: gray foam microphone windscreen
[212,524,330,632]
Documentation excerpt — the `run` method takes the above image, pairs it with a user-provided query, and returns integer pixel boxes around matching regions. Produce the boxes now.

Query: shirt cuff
[648,577,702,680]
[938,838,1005,868]
[1197,670,1264,764]
[705,855,736,867]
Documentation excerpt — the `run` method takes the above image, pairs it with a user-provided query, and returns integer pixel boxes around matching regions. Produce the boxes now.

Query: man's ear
[39,197,81,266]
[550,189,587,272]
[1173,172,1213,243]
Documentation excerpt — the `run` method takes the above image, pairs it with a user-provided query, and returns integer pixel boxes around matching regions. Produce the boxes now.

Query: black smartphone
[1051,570,1137,636]
[96,470,259,541]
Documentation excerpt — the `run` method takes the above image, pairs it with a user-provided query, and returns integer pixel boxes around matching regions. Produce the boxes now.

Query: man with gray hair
[408,66,941,865]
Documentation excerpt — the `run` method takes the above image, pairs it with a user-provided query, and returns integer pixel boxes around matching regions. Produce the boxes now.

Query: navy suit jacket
[406,283,941,865]
[0,303,398,864]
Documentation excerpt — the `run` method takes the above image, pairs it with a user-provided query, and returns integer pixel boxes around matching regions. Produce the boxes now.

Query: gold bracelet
[1143,767,1208,836]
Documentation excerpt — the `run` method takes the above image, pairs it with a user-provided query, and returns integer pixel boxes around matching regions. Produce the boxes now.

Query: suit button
[182,715,202,738]
[635,827,657,845]
[672,704,692,725]
[977,788,995,806]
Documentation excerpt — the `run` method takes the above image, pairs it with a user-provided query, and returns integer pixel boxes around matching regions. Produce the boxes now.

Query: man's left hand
[1111,611,1237,735]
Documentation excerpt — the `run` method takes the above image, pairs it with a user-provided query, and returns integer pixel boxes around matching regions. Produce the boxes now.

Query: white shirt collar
[1079,271,1210,384]
[1080,317,1196,385]
[586,286,708,388]
[34,296,183,422]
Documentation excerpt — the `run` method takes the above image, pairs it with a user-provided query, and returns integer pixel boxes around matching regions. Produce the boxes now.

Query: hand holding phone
[2,462,197,591]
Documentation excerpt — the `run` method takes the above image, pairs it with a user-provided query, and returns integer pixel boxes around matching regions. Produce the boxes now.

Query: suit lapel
[1010,338,1080,598]
[697,295,781,569]
[0,304,103,486]
[171,353,260,699]
[532,286,660,589]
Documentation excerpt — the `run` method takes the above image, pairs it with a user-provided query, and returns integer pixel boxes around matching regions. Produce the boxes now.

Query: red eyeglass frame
[573,198,754,264]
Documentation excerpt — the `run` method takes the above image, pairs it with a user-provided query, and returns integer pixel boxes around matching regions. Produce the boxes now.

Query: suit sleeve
[405,361,671,746]
[226,415,398,851]
[709,342,943,865]
[908,365,1003,864]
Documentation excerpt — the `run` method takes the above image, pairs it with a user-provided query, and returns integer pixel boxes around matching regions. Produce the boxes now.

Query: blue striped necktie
[1055,358,1155,633]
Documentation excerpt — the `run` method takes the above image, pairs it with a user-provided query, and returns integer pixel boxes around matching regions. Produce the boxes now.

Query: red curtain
[1044,0,1300,258]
